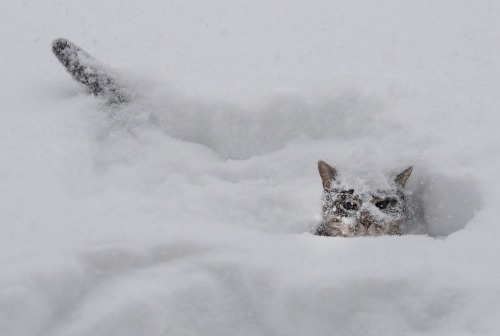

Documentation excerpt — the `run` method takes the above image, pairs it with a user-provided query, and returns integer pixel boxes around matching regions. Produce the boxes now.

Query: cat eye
[375,199,396,210]
[375,200,389,209]
[341,201,358,211]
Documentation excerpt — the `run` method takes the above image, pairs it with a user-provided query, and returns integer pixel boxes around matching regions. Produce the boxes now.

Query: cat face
[316,160,413,237]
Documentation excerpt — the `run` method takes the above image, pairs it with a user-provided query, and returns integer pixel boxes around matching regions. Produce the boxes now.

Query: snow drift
[1,1,500,335]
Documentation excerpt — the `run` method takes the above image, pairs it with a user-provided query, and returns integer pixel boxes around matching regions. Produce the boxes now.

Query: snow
[1,0,500,335]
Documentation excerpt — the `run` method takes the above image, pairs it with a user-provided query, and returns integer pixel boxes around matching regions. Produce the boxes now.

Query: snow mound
[1,1,500,335]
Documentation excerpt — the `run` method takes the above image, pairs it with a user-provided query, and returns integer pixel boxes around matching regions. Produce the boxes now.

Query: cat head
[316,160,413,237]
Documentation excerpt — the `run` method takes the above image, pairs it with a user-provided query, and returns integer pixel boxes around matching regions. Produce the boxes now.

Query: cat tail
[52,38,130,105]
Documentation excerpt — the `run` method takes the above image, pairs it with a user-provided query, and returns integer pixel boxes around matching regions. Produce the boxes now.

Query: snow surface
[1,0,500,335]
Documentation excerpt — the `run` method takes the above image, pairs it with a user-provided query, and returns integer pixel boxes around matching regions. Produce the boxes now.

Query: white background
[1,1,500,335]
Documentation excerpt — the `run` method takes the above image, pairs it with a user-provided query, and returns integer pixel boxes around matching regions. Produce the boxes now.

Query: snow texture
[1,1,499,335]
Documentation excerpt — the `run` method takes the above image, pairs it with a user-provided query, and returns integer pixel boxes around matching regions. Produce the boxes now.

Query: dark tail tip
[52,38,72,56]
[52,38,82,67]
[52,37,129,105]
[52,38,70,51]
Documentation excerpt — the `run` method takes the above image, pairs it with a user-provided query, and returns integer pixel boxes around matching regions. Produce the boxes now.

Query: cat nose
[359,211,373,229]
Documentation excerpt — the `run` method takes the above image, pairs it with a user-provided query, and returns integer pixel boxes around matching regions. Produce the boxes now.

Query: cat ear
[395,166,413,187]
[318,160,337,191]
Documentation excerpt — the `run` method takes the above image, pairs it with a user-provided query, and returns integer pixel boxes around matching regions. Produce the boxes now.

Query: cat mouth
[318,218,401,237]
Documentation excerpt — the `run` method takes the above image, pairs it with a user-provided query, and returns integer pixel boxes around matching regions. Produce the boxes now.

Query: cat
[52,38,129,105]
[316,160,413,237]
[52,38,413,237]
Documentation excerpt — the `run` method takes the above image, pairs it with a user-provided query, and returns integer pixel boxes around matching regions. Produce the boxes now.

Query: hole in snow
[405,172,481,237]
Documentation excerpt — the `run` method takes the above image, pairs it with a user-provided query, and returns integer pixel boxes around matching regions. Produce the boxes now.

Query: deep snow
[1,1,500,335]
